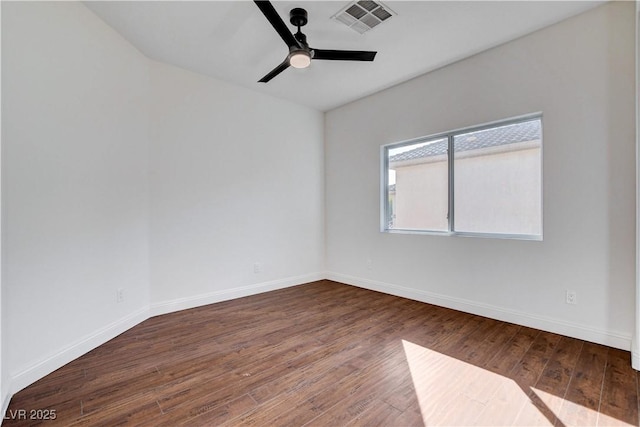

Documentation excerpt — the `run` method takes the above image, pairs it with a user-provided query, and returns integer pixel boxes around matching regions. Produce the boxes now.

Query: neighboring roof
[389,119,541,163]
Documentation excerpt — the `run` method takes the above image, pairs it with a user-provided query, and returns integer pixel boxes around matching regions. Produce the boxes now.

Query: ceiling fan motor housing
[289,8,308,28]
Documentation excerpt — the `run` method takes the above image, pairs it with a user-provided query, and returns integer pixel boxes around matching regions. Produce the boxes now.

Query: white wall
[635,0,640,370]
[326,1,636,350]
[0,0,4,412]
[2,1,151,394]
[1,0,326,405]
[148,61,325,314]
[0,0,636,411]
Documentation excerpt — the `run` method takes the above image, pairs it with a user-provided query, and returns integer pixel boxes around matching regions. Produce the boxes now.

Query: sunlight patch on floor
[596,410,637,427]
[542,386,632,427]
[401,339,545,426]
[513,387,561,426]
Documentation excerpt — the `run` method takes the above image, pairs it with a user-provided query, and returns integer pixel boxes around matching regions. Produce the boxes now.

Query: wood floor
[4,280,639,426]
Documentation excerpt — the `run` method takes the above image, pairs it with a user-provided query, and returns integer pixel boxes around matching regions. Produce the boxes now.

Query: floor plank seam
[594,348,610,427]
[4,281,638,427]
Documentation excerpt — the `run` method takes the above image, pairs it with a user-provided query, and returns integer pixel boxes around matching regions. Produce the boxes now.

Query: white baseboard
[326,272,633,351]
[7,306,150,397]
[3,272,326,414]
[5,272,325,403]
[632,338,640,370]
[150,272,325,317]
[3,270,633,417]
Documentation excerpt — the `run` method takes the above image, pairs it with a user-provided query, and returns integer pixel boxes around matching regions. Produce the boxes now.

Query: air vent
[332,1,395,34]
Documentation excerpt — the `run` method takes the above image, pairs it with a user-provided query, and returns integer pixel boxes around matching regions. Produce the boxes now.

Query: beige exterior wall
[391,143,541,235]
[393,156,448,231]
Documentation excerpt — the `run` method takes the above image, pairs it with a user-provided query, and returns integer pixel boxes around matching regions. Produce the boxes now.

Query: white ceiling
[85,1,604,112]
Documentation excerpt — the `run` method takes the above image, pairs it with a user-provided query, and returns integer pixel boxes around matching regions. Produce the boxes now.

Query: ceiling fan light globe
[290,52,311,69]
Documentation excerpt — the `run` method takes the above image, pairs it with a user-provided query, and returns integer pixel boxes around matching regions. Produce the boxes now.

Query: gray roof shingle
[389,119,541,163]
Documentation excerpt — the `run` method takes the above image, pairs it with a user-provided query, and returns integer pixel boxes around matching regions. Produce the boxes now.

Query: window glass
[387,138,448,231]
[453,119,542,235]
[382,115,542,239]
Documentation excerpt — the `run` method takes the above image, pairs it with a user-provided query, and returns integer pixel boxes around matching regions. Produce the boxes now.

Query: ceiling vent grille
[332,1,395,34]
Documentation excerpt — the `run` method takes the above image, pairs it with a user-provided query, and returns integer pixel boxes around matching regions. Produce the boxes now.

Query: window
[382,115,542,239]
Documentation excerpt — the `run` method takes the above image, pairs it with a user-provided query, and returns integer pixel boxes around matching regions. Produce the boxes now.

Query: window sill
[381,228,543,241]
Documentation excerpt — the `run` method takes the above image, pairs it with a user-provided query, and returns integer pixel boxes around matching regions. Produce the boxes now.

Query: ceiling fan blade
[312,49,377,62]
[254,1,300,49]
[258,58,291,83]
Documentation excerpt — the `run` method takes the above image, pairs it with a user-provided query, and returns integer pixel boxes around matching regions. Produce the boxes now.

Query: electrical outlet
[117,288,125,303]
[366,259,373,270]
[565,290,577,305]
[253,262,263,274]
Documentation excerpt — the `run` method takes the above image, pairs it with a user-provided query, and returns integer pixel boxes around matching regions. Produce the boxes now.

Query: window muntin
[383,115,542,239]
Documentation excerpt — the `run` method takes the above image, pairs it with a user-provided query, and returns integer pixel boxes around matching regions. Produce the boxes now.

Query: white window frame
[381,113,543,240]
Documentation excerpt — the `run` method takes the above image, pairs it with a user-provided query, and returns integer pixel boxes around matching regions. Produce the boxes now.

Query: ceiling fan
[254,0,377,83]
